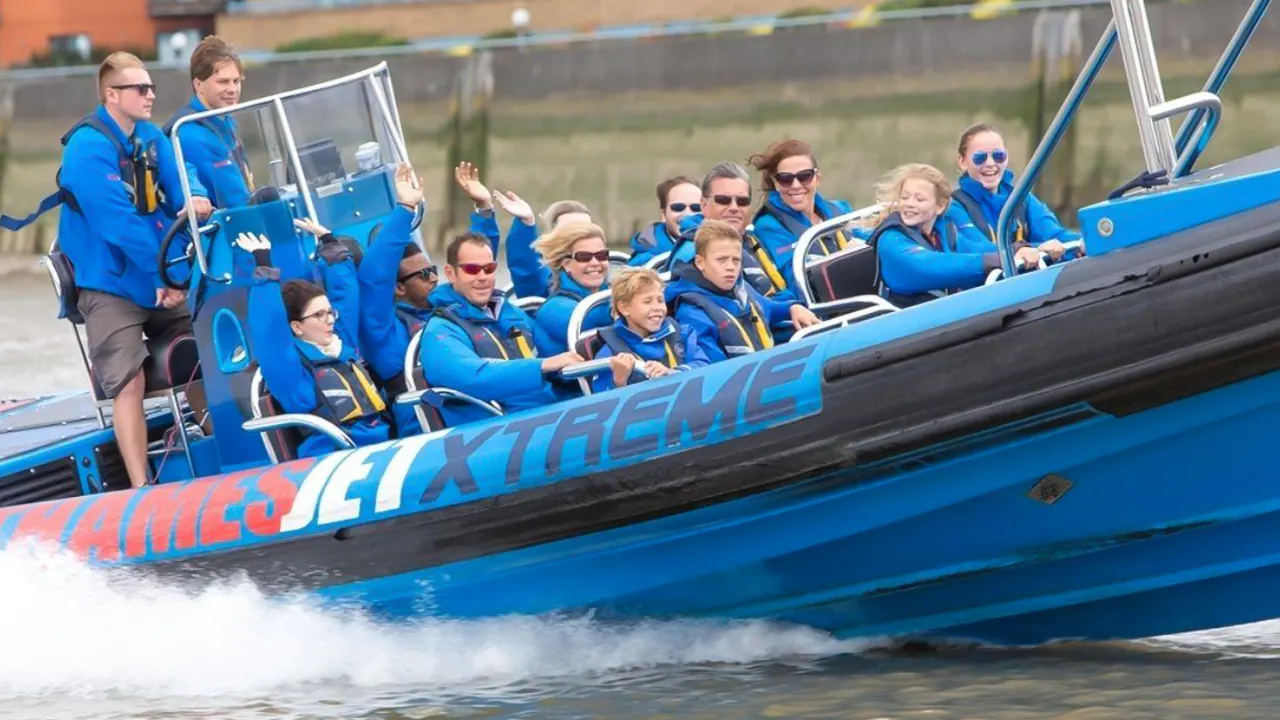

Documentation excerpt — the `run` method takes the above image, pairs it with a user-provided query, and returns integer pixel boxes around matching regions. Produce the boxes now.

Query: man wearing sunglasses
[37,51,213,488]
[419,233,584,428]
[164,36,252,210]
[627,176,701,267]
[665,162,795,303]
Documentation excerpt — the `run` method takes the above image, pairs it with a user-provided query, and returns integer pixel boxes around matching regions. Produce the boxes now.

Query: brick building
[0,0,219,68]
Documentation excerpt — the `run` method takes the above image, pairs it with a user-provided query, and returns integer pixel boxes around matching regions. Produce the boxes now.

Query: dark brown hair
[958,123,1002,157]
[190,35,242,82]
[281,280,326,323]
[445,232,492,266]
[656,176,697,209]
[747,139,817,192]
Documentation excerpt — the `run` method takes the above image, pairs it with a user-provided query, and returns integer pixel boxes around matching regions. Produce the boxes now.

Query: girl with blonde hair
[868,163,1041,307]
[529,220,615,353]
[591,268,710,392]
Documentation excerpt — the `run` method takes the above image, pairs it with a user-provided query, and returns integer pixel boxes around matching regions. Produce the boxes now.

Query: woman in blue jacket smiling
[747,138,854,300]
[529,221,616,353]
[944,123,1083,262]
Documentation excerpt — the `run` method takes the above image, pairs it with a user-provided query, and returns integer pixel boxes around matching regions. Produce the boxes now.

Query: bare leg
[184,380,213,435]
[113,371,150,488]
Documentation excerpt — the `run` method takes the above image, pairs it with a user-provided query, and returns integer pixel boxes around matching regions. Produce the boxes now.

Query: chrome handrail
[566,288,613,351]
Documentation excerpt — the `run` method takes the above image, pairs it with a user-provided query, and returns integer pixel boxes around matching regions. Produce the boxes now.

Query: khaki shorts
[77,289,193,399]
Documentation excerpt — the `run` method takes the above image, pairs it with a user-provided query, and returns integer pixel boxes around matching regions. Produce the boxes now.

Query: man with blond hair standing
[58,51,213,487]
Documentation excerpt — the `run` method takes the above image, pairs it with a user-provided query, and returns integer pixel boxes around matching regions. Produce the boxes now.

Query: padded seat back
[805,243,879,304]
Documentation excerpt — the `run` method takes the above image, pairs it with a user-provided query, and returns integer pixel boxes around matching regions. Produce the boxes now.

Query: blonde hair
[858,163,953,228]
[98,51,145,103]
[532,220,607,293]
[610,267,665,319]
[540,200,592,229]
[693,218,743,257]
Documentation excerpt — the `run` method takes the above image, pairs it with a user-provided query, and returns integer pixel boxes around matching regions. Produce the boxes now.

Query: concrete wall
[6,0,1277,124]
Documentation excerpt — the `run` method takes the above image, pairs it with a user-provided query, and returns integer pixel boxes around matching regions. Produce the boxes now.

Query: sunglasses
[774,169,817,187]
[456,262,498,276]
[667,202,701,213]
[397,266,438,283]
[713,195,752,208]
[971,150,1009,166]
[571,249,611,263]
[300,308,338,324]
[112,83,156,96]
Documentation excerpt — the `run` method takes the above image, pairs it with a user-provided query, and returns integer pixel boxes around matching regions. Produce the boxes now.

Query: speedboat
[0,0,1277,646]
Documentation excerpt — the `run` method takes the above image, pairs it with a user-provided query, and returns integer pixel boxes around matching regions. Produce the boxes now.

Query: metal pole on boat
[996,20,1117,278]
[1109,0,1177,174]
[1173,0,1271,168]
[272,98,322,232]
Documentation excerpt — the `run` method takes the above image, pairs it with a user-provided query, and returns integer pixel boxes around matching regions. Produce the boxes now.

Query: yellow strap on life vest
[835,229,851,250]
[512,330,535,359]
[352,363,387,413]
[142,167,158,215]
[663,340,677,368]
[751,307,775,350]
[481,327,511,360]
[331,372,365,423]
[748,235,787,295]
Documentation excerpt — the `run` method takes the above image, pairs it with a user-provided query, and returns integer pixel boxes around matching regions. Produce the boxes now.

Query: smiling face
[443,240,498,306]
[959,130,1009,192]
[561,235,609,291]
[195,59,243,110]
[617,282,667,336]
[290,295,336,346]
[774,154,820,213]
[898,177,944,231]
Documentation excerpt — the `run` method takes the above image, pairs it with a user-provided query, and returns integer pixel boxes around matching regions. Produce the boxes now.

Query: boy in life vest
[665,219,820,364]
[592,268,711,393]
[419,233,584,427]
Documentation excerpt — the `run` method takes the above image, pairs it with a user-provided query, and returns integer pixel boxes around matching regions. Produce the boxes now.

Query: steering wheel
[158,212,217,291]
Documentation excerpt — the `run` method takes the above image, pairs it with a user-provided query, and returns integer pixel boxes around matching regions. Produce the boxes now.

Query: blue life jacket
[297,343,390,431]
[668,214,784,298]
[164,101,254,205]
[950,186,1030,245]
[867,214,961,308]
[434,304,539,360]
[597,322,686,382]
[668,269,776,359]
[754,200,854,257]
[0,113,164,231]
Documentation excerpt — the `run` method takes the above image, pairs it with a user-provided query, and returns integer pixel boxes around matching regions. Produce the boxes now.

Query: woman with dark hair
[747,139,854,300]
[237,226,392,458]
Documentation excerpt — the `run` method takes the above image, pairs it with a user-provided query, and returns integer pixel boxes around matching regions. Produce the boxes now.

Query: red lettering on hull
[65,491,133,562]
[243,461,306,537]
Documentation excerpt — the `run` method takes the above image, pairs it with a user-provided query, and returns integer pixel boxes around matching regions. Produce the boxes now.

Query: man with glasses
[665,162,795,303]
[627,175,701,267]
[164,35,251,209]
[355,165,437,436]
[53,51,213,487]
[419,233,583,428]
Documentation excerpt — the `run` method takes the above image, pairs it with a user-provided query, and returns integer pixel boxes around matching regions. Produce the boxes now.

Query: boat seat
[805,242,879,307]
[511,295,545,316]
[43,248,204,476]
[573,330,607,395]
[242,367,355,463]
[400,327,505,431]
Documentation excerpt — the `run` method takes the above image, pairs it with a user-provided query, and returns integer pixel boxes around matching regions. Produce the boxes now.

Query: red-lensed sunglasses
[457,262,498,275]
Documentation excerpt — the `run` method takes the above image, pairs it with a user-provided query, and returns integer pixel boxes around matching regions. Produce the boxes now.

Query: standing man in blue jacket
[165,36,251,209]
[61,52,213,488]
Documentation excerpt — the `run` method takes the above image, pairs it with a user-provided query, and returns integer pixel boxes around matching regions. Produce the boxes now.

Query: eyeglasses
[397,266,438,283]
[571,249,611,263]
[456,262,498,276]
[774,169,817,187]
[971,150,1008,166]
[301,308,338,324]
[712,195,752,208]
[111,83,156,97]
[667,202,701,213]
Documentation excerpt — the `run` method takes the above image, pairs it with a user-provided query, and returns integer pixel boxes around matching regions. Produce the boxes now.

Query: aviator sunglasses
[667,202,701,213]
[971,150,1009,166]
[774,168,817,187]
[571,249,611,263]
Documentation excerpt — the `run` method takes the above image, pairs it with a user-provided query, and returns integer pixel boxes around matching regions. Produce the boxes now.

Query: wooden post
[441,51,494,255]
[1029,10,1083,224]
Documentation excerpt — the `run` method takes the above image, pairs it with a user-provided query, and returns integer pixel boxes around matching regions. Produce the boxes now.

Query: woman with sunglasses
[945,123,1083,262]
[747,139,855,302]
[627,176,702,267]
[530,221,616,353]
[237,228,392,458]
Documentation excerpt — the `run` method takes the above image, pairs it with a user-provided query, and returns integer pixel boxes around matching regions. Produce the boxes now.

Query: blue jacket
[873,213,999,305]
[355,206,421,435]
[247,265,391,459]
[945,171,1082,252]
[165,97,251,209]
[469,209,546,298]
[627,222,676,267]
[58,106,207,308]
[591,317,711,393]
[668,213,798,305]
[751,190,854,298]
[664,265,794,364]
[419,284,574,427]
[534,271,613,354]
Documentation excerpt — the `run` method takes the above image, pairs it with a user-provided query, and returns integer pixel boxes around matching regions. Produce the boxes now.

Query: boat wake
[0,540,872,705]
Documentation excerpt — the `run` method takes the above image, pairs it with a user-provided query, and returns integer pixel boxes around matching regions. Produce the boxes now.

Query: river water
[1,266,1279,720]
